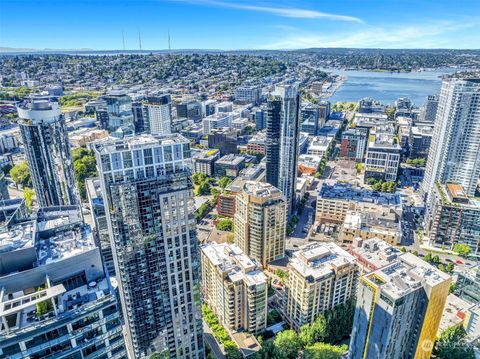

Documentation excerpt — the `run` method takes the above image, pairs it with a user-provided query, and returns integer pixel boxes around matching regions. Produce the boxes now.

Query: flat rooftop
[0,276,112,341]
[243,181,282,199]
[94,133,189,154]
[289,242,356,280]
[318,182,401,206]
[350,237,402,270]
[216,154,245,166]
[365,253,451,300]
[201,243,266,286]
[0,220,35,254]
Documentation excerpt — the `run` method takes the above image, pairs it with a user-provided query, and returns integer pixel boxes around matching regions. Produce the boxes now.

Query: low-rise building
[247,132,266,154]
[340,128,368,161]
[364,126,401,181]
[192,148,220,176]
[339,209,401,245]
[215,154,246,178]
[217,192,237,218]
[208,128,238,155]
[202,112,233,134]
[68,128,109,147]
[298,154,322,175]
[315,182,402,225]
[349,237,403,274]
[409,123,434,158]
[307,136,333,157]
[200,242,267,334]
[232,117,249,132]
[353,112,389,130]
[285,243,358,331]
[235,86,261,105]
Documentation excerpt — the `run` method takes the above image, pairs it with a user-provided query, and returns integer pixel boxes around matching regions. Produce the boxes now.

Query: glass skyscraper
[17,96,79,207]
[265,84,301,215]
[422,76,480,199]
[94,134,204,359]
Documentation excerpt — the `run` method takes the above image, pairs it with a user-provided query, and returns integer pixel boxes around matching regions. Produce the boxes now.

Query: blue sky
[1,0,480,50]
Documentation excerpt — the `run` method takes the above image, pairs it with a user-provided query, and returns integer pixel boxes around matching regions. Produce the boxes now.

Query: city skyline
[1,0,480,51]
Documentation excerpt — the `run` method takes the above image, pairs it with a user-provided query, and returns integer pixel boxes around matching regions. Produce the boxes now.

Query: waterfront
[325,68,459,106]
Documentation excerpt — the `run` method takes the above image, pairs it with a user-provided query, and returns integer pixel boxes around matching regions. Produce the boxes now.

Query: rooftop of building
[436,183,480,208]
[355,112,389,120]
[201,242,266,286]
[204,112,232,120]
[192,148,220,161]
[216,154,245,166]
[411,124,434,136]
[94,133,189,154]
[364,253,450,300]
[0,207,95,270]
[0,275,113,340]
[0,220,35,255]
[318,182,401,206]
[344,209,400,232]
[439,294,473,335]
[85,177,104,207]
[350,237,402,270]
[298,154,322,167]
[309,135,333,150]
[368,130,402,151]
[35,207,96,266]
[242,181,282,199]
[289,242,356,281]
[17,97,62,123]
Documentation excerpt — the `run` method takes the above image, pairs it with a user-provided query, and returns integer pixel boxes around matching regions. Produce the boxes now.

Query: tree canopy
[453,243,471,257]
[303,343,348,359]
[218,176,232,189]
[10,161,31,188]
[72,147,97,200]
[434,326,475,359]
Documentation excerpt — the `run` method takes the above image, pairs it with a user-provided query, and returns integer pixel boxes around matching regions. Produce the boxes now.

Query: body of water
[326,68,458,107]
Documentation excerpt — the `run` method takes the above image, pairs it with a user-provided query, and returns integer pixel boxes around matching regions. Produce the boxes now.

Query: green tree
[424,252,432,263]
[432,255,440,264]
[72,147,97,200]
[267,309,282,326]
[273,330,302,359]
[192,173,207,185]
[216,218,233,232]
[453,243,471,257]
[446,262,455,273]
[195,181,211,196]
[449,282,457,294]
[10,161,31,188]
[275,269,286,285]
[300,315,328,346]
[303,343,348,359]
[218,176,232,189]
[322,297,356,343]
[433,326,475,359]
[24,187,35,210]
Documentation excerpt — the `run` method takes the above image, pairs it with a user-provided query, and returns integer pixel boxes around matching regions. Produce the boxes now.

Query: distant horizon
[1,0,480,50]
[2,46,480,55]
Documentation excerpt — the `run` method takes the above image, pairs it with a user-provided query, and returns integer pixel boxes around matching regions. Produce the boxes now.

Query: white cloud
[170,0,363,22]
[259,21,478,49]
